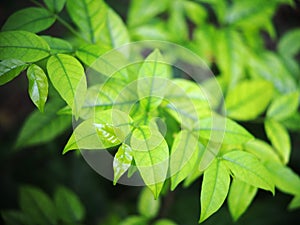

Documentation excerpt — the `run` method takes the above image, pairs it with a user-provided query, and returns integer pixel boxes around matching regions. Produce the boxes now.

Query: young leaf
[222,151,274,194]
[54,186,85,223]
[41,36,73,54]
[199,159,230,223]
[138,187,160,219]
[228,179,257,221]
[20,186,57,225]
[225,80,274,120]
[131,125,169,198]
[169,130,199,190]
[27,64,48,112]
[0,31,50,62]
[264,161,300,196]
[267,92,299,121]
[113,143,133,185]
[1,7,56,33]
[265,119,291,164]
[119,216,148,225]
[47,54,87,117]
[43,0,66,13]
[196,115,254,145]
[288,196,300,210]
[66,0,107,43]
[0,59,28,85]
[100,8,130,48]
[154,219,178,225]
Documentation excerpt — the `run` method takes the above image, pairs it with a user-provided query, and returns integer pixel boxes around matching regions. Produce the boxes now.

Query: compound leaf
[0,31,50,62]
[0,59,28,85]
[200,159,230,223]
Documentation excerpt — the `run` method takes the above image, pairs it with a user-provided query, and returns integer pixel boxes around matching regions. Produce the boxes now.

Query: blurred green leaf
[113,143,133,185]
[228,179,257,221]
[288,196,300,210]
[131,126,169,198]
[119,216,148,225]
[1,7,56,33]
[225,80,274,121]
[43,0,66,13]
[278,28,300,59]
[54,186,85,223]
[66,0,107,43]
[265,119,291,164]
[1,211,31,225]
[27,64,48,112]
[41,36,73,54]
[0,31,50,62]
[183,1,207,25]
[0,59,28,85]
[281,112,300,131]
[199,159,230,223]
[15,99,71,149]
[47,54,87,117]
[153,219,178,225]
[138,187,160,219]
[20,186,57,225]
[222,151,274,193]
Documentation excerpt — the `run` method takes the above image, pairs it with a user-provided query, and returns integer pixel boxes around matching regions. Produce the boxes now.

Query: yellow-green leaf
[138,187,160,219]
[0,59,28,85]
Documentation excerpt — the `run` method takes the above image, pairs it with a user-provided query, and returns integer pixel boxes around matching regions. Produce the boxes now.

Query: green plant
[0,0,300,224]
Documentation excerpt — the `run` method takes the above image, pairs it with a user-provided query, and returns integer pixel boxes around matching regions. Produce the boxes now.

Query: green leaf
[196,115,254,145]
[282,112,300,131]
[0,59,28,85]
[1,7,56,33]
[43,0,66,13]
[138,187,160,219]
[20,186,57,225]
[41,36,73,54]
[183,1,207,25]
[66,0,107,43]
[100,8,130,48]
[228,179,257,221]
[264,161,300,196]
[138,49,171,113]
[288,196,300,210]
[243,139,281,163]
[168,0,188,41]
[154,219,178,225]
[27,64,48,112]
[119,216,148,225]
[1,211,32,225]
[222,151,274,193]
[265,119,291,164]
[54,186,85,223]
[225,80,274,120]
[169,130,199,190]
[199,159,230,223]
[113,143,133,185]
[0,31,50,62]
[278,28,300,59]
[131,125,169,198]
[15,99,71,149]
[267,92,299,121]
[47,54,87,117]
[75,44,110,66]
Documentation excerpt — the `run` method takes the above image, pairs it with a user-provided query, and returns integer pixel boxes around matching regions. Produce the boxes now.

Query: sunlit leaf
[199,159,230,223]
[265,119,291,164]
[54,186,85,223]
[0,31,50,62]
[119,216,148,225]
[228,179,257,221]
[183,1,207,25]
[225,80,274,120]
[0,59,28,85]
[15,99,71,149]
[1,7,56,33]
[138,187,160,219]
[76,44,110,66]
[41,36,73,54]
[20,186,57,225]
[267,91,299,121]
[154,219,178,225]
[170,130,199,190]
[66,0,107,43]
[47,54,87,117]
[113,143,133,185]
[43,0,66,13]
[264,161,300,196]
[27,64,48,112]
[131,125,169,198]
[222,151,274,193]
